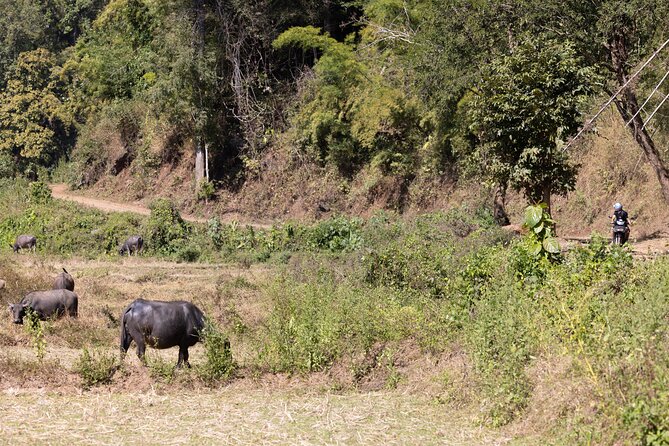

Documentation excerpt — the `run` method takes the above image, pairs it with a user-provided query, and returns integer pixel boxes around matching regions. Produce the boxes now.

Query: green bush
[307,215,363,252]
[24,309,47,361]
[75,348,118,388]
[197,180,215,202]
[260,276,425,373]
[147,355,176,383]
[29,181,52,204]
[175,241,201,263]
[197,320,235,384]
[144,198,189,255]
[0,152,15,179]
[466,282,535,426]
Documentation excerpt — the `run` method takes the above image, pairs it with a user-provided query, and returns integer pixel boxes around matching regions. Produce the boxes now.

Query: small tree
[468,38,596,215]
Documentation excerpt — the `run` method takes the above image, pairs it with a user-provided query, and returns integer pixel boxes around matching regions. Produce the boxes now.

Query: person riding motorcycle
[611,202,630,244]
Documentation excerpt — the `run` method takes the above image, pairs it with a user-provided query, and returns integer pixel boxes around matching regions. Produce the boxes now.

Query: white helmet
[613,202,622,211]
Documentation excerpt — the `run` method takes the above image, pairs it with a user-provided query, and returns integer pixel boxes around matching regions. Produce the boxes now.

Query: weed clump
[197,320,235,384]
[24,309,46,361]
[75,348,118,388]
[307,216,363,252]
[144,198,190,255]
[147,356,176,383]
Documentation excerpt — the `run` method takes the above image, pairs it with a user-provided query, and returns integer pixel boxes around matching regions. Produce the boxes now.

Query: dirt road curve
[50,183,209,223]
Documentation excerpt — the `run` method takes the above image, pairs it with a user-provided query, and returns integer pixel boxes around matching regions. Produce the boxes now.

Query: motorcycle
[610,217,629,245]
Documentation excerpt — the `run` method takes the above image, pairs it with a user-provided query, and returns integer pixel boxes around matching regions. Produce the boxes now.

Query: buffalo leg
[136,340,146,363]
[177,346,190,368]
[127,326,146,363]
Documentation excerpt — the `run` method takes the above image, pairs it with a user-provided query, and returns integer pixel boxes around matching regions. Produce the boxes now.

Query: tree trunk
[609,32,669,203]
[541,183,551,218]
[493,184,510,226]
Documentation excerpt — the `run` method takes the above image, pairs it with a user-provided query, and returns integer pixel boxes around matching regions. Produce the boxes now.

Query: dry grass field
[0,254,515,446]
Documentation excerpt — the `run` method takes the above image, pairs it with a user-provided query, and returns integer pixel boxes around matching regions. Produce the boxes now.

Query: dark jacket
[613,209,629,226]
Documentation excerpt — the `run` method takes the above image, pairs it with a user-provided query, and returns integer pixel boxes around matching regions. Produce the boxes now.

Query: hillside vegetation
[0,0,668,226]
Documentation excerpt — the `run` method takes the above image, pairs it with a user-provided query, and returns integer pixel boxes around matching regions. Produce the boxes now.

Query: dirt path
[50,184,271,228]
[560,232,669,258]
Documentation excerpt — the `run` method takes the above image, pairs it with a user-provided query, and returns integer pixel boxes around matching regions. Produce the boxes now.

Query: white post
[205,142,209,182]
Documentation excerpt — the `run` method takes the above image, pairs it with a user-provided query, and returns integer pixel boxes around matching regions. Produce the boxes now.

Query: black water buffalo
[11,235,36,253]
[119,235,143,256]
[8,289,79,324]
[120,299,205,367]
[53,268,75,291]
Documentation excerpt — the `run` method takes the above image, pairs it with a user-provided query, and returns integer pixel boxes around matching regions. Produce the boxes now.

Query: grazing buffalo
[119,236,143,256]
[11,235,36,253]
[53,268,75,292]
[120,299,205,367]
[8,289,79,324]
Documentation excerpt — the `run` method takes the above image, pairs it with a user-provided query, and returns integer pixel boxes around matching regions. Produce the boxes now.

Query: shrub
[307,215,363,252]
[466,282,534,426]
[259,276,425,373]
[197,180,215,202]
[0,151,15,179]
[147,355,176,383]
[197,320,235,384]
[207,218,224,249]
[144,198,189,254]
[175,242,201,263]
[75,348,118,388]
[29,181,52,204]
[24,309,47,361]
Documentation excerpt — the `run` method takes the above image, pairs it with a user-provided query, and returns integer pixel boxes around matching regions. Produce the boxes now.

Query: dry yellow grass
[0,387,506,446]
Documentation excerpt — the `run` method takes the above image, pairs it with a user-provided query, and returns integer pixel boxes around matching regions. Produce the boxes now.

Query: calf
[11,235,36,253]
[8,289,79,324]
[53,268,75,292]
[120,299,205,367]
[119,236,143,256]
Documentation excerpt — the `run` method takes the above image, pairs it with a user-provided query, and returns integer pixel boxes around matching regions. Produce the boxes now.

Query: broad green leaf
[524,205,543,228]
[542,237,560,254]
[530,241,542,257]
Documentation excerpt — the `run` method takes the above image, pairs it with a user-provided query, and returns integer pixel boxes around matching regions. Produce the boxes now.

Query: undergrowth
[1,179,668,442]
[252,212,669,441]
[75,348,118,388]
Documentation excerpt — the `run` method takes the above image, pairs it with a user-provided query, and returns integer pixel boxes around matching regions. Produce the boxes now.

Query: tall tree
[0,49,74,174]
[600,3,669,202]
[467,39,596,215]
[0,0,107,88]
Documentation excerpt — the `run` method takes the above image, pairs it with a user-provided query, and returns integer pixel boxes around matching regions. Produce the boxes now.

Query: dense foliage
[1,0,667,212]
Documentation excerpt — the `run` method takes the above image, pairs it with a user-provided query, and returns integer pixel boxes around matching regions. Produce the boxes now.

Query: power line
[626,67,669,126]
[642,91,669,130]
[563,36,669,152]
